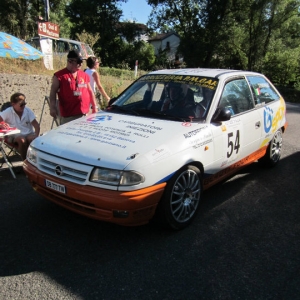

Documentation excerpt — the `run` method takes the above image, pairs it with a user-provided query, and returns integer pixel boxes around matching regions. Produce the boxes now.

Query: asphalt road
[0,103,299,300]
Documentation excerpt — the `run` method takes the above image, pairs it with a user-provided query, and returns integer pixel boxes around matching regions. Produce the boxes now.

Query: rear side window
[247,76,280,104]
[56,41,69,53]
[70,42,81,53]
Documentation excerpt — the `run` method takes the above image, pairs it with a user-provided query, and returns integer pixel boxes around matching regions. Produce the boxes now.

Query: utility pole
[43,0,50,21]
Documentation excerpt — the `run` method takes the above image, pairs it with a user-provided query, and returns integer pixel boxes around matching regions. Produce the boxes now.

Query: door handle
[255,121,261,128]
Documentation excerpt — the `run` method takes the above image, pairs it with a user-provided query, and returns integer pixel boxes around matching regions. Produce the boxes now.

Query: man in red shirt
[49,50,98,125]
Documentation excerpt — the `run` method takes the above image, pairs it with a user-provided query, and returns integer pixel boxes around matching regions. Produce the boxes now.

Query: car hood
[32,112,209,169]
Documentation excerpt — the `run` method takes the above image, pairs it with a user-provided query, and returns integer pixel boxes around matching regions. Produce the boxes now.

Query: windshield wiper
[108,105,140,116]
[135,108,187,121]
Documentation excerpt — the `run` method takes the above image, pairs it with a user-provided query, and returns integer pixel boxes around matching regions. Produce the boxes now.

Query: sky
[120,0,152,24]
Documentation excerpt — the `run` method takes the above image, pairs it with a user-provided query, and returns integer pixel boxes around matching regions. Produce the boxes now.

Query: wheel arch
[167,160,204,183]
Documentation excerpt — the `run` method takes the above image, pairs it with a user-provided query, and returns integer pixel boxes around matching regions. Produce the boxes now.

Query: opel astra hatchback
[24,69,287,229]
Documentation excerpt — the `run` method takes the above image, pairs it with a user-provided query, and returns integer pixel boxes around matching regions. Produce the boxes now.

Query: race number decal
[227,130,240,158]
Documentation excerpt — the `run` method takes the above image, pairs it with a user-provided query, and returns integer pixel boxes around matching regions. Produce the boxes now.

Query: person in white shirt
[0,92,40,160]
[85,57,110,108]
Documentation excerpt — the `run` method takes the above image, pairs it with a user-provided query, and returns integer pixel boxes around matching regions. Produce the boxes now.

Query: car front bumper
[23,160,166,226]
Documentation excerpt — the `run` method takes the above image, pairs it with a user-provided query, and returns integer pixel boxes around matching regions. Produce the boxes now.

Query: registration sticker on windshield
[45,179,66,194]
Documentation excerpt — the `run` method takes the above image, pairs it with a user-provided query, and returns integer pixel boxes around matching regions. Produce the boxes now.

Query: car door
[246,75,286,148]
[211,77,262,170]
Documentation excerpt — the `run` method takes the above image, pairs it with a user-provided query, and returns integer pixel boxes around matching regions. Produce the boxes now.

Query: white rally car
[24,69,288,229]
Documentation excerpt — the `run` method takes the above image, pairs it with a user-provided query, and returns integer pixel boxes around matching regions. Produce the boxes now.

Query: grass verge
[0,57,299,102]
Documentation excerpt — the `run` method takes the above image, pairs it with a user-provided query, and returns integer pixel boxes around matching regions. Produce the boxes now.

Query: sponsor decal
[264,106,273,133]
[184,126,208,138]
[145,145,171,163]
[226,118,241,127]
[118,120,163,137]
[87,115,112,123]
[57,120,137,148]
[263,99,285,134]
[118,120,163,131]
[192,138,213,149]
[139,75,218,90]
[254,87,261,96]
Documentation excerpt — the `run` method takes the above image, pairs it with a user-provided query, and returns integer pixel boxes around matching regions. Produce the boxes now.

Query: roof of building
[148,32,180,41]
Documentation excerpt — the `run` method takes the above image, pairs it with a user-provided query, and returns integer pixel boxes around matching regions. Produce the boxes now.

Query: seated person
[145,82,198,114]
[0,92,40,160]
[161,82,200,118]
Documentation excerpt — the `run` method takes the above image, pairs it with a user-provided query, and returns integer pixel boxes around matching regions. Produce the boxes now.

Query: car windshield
[106,74,219,121]
[83,44,94,56]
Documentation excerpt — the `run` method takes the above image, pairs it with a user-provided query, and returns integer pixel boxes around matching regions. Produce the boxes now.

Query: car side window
[56,41,69,53]
[219,78,254,115]
[70,43,80,52]
[247,76,280,105]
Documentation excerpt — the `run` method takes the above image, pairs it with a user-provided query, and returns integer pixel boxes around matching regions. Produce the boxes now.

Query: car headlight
[27,146,38,164]
[90,167,144,186]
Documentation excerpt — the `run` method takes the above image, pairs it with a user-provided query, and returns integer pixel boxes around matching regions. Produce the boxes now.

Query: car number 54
[45,179,66,194]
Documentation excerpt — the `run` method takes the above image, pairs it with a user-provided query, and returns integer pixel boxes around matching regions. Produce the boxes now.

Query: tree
[76,30,100,48]
[147,0,300,77]
[66,0,126,66]
[48,0,72,38]
[147,0,232,67]
[0,0,71,39]
[124,40,156,70]
[0,0,37,39]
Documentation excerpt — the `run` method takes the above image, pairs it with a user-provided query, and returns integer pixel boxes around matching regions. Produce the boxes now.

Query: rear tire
[157,165,202,230]
[259,129,282,167]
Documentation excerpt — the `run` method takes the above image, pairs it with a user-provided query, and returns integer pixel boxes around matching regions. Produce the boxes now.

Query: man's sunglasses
[19,101,27,107]
[68,58,83,64]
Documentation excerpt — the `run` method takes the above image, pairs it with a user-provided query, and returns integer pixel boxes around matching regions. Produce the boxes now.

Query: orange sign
[38,22,60,39]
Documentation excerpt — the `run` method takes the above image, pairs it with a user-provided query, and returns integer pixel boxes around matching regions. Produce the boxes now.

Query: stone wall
[0,73,54,134]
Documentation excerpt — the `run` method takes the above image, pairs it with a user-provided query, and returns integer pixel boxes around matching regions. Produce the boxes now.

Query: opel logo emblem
[55,165,64,176]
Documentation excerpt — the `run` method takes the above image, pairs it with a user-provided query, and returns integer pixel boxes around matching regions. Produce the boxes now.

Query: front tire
[158,165,202,230]
[259,129,283,167]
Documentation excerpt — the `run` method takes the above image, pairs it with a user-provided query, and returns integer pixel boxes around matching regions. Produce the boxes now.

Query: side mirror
[212,107,232,122]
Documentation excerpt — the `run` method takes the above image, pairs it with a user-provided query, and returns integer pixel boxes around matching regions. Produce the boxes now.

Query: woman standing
[85,57,111,108]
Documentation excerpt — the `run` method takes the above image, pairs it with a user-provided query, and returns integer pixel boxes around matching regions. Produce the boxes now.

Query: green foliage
[100,66,146,80]
[147,0,300,85]
[153,47,171,69]
[76,30,100,48]
[66,0,125,66]
[122,40,156,71]
[262,39,300,85]
[1,0,300,89]
[48,0,72,38]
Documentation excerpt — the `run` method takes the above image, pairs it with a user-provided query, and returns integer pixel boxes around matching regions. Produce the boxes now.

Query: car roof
[148,68,262,79]
[58,38,88,45]
[30,36,89,45]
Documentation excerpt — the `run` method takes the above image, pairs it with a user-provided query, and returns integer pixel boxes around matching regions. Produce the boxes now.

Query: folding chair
[39,96,59,129]
[0,128,21,179]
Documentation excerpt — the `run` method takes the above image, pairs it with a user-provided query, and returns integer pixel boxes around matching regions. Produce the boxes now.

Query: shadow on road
[0,151,300,299]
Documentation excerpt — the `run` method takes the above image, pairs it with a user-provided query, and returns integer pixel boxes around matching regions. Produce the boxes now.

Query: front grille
[38,157,89,183]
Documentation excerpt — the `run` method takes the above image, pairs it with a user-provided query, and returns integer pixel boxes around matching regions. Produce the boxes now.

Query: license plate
[45,179,66,194]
